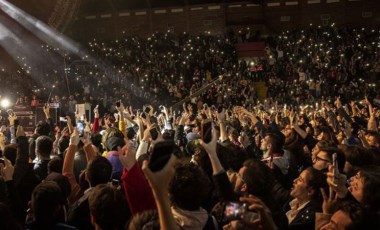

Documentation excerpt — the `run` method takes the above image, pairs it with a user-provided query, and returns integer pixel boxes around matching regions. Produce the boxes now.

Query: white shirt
[286,198,311,224]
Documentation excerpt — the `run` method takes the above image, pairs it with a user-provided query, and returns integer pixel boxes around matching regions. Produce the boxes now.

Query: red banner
[235,42,266,58]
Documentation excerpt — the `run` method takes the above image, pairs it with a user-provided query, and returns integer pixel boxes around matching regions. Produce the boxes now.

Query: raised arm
[62,128,81,205]
[142,155,178,230]
[120,140,156,215]
[200,125,235,201]
[366,97,378,132]
[217,109,228,142]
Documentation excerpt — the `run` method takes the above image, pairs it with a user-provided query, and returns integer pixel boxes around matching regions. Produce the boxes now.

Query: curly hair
[169,163,211,211]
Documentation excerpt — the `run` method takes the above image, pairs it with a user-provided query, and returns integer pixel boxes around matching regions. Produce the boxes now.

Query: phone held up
[150,127,159,141]
[148,140,180,172]
[201,119,212,144]
[223,201,260,222]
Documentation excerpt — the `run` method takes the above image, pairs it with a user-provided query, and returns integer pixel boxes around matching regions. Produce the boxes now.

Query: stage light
[1,98,10,108]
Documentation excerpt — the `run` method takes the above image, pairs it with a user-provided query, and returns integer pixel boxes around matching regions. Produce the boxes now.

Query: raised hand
[69,128,80,146]
[321,186,338,214]
[326,165,348,199]
[0,158,14,181]
[118,140,137,170]
[142,154,177,195]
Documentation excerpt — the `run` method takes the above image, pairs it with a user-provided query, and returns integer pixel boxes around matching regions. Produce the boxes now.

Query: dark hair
[86,156,112,187]
[315,125,339,145]
[334,201,366,230]
[31,181,65,225]
[3,144,17,165]
[58,136,70,156]
[360,166,380,212]
[340,145,373,176]
[304,167,328,203]
[0,202,22,230]
[267,131,285,153]
[284,130,309,168]
[47,157,63,174]
[317,146,345,173]
[242,159,275,196]
[91,133,104,153]
[128,210,160,230]
[169,163,211,211]
[36,135,53,158]
[35,121,51,136]
[89,184,127,230]
[101,128,124,151]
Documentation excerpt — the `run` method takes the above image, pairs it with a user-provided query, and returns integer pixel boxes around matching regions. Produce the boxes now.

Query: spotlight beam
[0,0,82,56]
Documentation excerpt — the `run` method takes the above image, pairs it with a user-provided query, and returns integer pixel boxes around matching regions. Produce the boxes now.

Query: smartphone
[141,112,147,119]
[223,202,247,222]
[115,101,121,107]
[148,141,176,172]
[223,201,260,222]
[201,120,212,143]
[59,117,67,122]
[77,121,85,137]
[144,106,151,114]
[150,127,159,141]
[217,106,224,114]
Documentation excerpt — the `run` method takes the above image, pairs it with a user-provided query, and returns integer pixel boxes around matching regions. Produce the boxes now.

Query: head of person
[44,172,71,205]
[311,140,334,157]
[30,181,66,225]
[35,135,53,158]
[348,166,380,212]
[340,145,373,177]
[169,163,211,211]
[3,144,17,165]
[316,126,338,145]
[234,160,275,197]
[365,131,380,148]
[89,184,127,230]
[57,136,70,157]
[86,156,112,187]
[91,133,104,153]
[0,202,22,230]
[284,128,304,152]
[320,201,367,230]
[261,131,285,154]
[128,210,159,230]
[290,167,327,204]
[47,157,63,174]
[312,147,344,173]
[101,128,124,151]
[105,136,125,152]
[35,121,51,136]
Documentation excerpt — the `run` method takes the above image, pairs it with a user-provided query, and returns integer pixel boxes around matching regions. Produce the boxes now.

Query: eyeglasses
[313,155,331,164]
